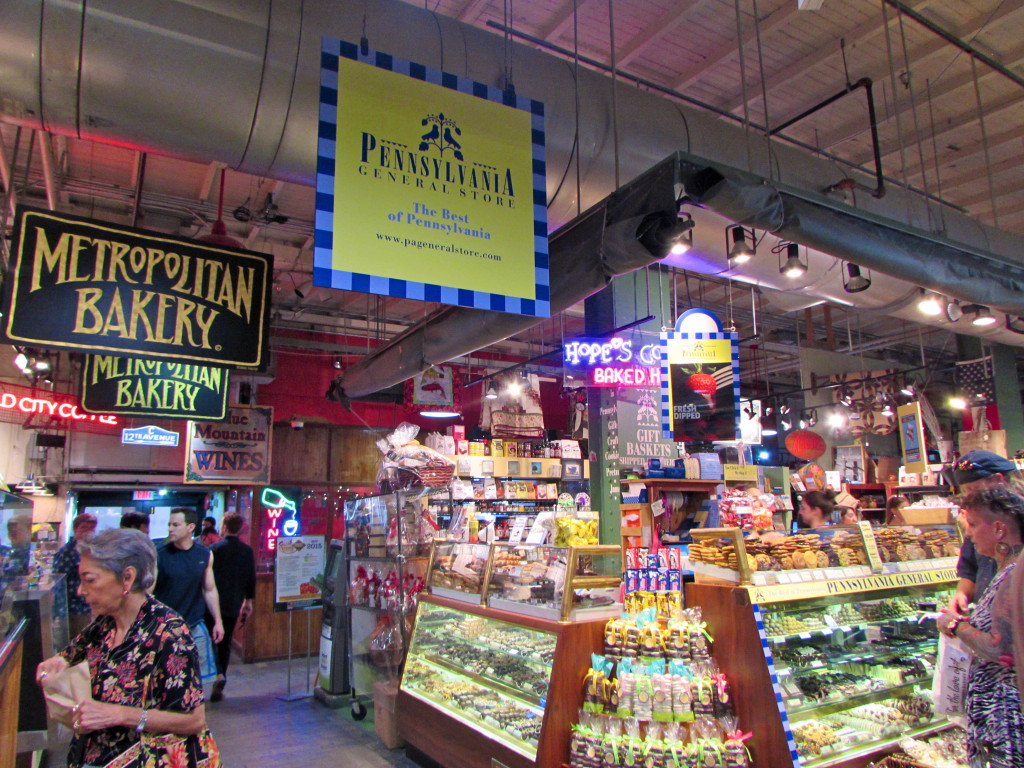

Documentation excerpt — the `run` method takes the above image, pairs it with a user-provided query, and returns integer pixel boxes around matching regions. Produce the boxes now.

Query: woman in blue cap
[946,450,1024,611]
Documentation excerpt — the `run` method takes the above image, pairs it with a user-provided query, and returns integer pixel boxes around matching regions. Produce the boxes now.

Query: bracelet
[136,709,148,733]
[948,618,964,636]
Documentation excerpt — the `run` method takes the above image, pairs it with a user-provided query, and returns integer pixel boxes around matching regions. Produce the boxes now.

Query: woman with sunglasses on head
[937,488,1024,768]
[35,528,219,768]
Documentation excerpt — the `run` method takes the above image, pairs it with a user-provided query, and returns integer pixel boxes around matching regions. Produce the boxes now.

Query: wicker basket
[387,461,455,492]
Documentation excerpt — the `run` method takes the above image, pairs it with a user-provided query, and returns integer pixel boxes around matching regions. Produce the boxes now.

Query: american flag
[956,356,995,405]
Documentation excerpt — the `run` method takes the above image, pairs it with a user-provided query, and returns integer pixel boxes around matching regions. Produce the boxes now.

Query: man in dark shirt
[154,507,224,685]
[206,514,256,701]
[51,512,97,636]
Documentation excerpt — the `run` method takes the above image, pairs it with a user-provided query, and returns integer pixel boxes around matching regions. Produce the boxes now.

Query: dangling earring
[996,541,1012,556]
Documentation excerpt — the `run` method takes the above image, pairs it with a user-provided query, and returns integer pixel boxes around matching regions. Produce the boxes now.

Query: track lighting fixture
[964,304,996,326]
[636,211,695,258]
[485,385,498,400]
[916,289,942,316]
[843,262,871,293]
[805,408,818,427]
[1006,316,1024,335]
[949,396,967,410]
[945,300,963,322]
[294,279,313,299]
[779,242,807,278]
[727,226,755,266]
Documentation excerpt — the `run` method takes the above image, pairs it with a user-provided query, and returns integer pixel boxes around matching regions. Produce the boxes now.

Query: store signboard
[121,425,179,447]
[0,382,117,427]
[748,567,956,604]
[897,401,927,474]
[563,337,661,388]
[273,535,325,611]
[82,355,229,420]
[261,486,301,555]
[1,206,273,367]
[316,38,549,317]
[184,405,272,485]
[660,310,740,443]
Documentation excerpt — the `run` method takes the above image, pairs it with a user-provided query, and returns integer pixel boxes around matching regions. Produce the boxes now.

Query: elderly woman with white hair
[36,528,219,768]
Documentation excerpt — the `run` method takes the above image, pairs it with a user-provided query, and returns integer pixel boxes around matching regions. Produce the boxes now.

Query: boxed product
[373,680,403,750]
[554,440,582,459]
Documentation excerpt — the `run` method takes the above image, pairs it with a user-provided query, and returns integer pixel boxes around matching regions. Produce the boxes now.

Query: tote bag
[932,632,970,722]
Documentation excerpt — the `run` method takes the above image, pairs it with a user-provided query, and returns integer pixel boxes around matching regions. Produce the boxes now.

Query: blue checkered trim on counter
[316,37,549,317]
[752,603,802,767]
[659,331,741,439]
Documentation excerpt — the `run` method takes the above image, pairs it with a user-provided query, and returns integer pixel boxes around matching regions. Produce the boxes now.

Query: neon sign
[261,487,300,551]
[0,392,117,424]
[563,337,661,388]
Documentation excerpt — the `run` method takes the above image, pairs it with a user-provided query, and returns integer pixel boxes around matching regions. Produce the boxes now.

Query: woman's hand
[73,700,135,734]
[36,655,68,686]
[937,607,966,637]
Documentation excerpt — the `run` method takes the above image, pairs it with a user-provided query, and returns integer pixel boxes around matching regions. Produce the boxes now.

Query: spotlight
[881,402,894,417]
[827,412,846,428]
[946,300,963,322]
[13,352,28,371]
[780,404,791,415]
[804,408,818,427]
[917,290,943,316]
[780,243,807,278]
[485,385,498,400]
[762,427,778,437]
[780,417,792,431]
[964,304,996,326]
[949,396,967,410]
[636,211,695,258]
[507,380,522,397]
[727,226,755,265]
[294,279,313,299]
[901,383,916,397]
[843,263,871,293]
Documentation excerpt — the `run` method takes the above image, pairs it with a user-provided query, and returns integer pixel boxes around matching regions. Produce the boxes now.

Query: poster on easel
[897,401,927,474]
[274,535,325,612]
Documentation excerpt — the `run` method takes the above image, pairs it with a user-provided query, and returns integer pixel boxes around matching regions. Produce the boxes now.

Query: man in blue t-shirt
[154,508,224,684]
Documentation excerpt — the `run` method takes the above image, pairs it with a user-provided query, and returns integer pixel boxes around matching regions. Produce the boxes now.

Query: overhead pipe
[769,77,885,199]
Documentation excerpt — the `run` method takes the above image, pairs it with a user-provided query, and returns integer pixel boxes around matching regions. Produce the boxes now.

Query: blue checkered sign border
[316,37,549,317]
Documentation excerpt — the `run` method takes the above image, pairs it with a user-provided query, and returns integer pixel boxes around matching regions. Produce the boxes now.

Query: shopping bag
[41,661,91,727]
[932,632,970,717]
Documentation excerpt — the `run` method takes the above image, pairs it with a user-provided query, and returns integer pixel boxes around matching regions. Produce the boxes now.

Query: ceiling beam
[456,0,491,24]
[36,131,59,211]
[718,0,938,115]
[198,161,225,202]
[673,0,797,93]
[614,1,705,70]
[829,35,1024,163]
[798,3,1024,152]
[536,0,595,42]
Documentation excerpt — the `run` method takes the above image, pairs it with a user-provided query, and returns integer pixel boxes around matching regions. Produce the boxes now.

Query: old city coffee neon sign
[261,487,299,552]
[0,392,117,425]
[563,337,661,388]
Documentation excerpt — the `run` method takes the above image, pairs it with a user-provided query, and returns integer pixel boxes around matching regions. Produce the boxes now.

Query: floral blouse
[60,596,217,768]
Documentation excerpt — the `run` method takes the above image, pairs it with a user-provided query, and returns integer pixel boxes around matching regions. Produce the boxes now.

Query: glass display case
[485,543,621,621]
[397,594,608,768]
[425,542,490,603]
[687,567,958,768]
[403,601,554,759]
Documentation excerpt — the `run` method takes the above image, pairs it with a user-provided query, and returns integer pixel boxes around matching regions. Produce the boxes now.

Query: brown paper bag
[42,661,91,727]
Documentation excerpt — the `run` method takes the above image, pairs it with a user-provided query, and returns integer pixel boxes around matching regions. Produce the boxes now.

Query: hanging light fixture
[779,242,807,278]
[636,211,695,258]
[945,300,963,322]
[843,262,871,293]
[13,351,28,371]
[916,289,943,316]
[964,304,996,326]
[949,396,967,410]
[485,385,498,400]
[727,225,755,266]
[419,410,460,418]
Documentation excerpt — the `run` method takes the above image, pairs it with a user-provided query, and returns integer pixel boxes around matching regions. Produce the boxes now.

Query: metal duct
[4,0,1024,378]
[331,156,681,399]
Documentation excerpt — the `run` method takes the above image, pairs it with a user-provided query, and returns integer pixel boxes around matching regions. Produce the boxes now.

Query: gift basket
[376,422,456,496]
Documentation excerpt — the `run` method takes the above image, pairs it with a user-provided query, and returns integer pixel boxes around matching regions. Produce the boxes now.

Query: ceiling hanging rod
[485,22,960,211]
[882,0,1024,90]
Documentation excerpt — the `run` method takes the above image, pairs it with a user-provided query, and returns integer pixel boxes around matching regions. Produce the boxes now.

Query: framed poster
[274,535,325,611]
[897,401,927,474]
[835,445,868,484]
[184,405,272,485]
[530,461,543,476]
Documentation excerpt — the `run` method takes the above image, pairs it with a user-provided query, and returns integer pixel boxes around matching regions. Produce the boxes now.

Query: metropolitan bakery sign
[82,356,230,421]
[316,38,549,317]
[1,207,272,367]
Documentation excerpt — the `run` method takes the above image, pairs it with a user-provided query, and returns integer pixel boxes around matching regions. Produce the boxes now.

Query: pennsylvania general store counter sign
[1,207,272,367]
[316,38,549,317]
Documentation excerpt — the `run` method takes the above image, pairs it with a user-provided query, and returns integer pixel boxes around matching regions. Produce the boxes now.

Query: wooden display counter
[0,620,26,768]
[235,575,321,663]
[397,594,604,768]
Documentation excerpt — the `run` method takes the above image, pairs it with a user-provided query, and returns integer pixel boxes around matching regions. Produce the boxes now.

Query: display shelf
[686,573,957,768]
[397,594,606,768]
[787,679,930,719]
[800,721,948,768]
